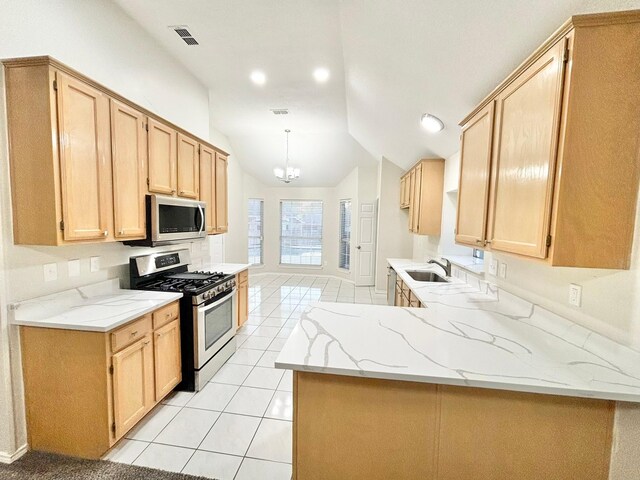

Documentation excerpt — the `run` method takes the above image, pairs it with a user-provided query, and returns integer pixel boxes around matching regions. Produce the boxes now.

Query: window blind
[339,199,352,270]
[248,198,264,265]
[280,200,323,266]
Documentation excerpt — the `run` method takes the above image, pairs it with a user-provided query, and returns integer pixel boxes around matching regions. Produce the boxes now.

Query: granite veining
[275,259,640,402]
[10,279,183,332]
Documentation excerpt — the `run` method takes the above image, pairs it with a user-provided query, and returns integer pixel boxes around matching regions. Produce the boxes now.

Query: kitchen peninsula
[275,259,640,480]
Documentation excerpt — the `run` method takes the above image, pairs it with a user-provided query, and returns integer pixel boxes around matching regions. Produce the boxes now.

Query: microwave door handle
[198,205,205,235]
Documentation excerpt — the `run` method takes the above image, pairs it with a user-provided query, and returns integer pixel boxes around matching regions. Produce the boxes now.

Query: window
[248,199,264,265]
[339,199,352,270]
[280,200,323,266]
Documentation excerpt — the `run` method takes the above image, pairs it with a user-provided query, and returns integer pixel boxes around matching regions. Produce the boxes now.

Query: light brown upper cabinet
[199,144,217,234]
[455,103,494,247]
[3,56,230,246]
[215,153,229,233]
[400,174,410,209]
[56,72,114,242]
[110,99,147,240]
[177,133,199,199]
[147,118,177,196]
[456,11,640,269]
[404,159,445,235]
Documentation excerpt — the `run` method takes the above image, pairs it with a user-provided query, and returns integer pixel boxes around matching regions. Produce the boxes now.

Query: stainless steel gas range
[129,249,236,391]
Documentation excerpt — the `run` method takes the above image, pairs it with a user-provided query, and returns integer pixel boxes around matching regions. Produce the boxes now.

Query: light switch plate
[43,263,57,282]
[90,256,100,273]
[489,259,498,276]
[569,283,582,307]
[68,259,80,277]
[498,262,507,279]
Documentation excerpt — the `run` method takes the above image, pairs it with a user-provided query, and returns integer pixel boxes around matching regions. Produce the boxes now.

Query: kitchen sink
[405,270,449,283]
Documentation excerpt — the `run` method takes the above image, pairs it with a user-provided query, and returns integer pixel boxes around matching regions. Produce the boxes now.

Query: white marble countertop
[276,259,640,402]
[10,279,183,332]
[445,255,485,275]
[198,262,251,276]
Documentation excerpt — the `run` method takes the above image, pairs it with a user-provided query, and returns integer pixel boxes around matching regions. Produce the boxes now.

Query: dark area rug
[0,451,214,479]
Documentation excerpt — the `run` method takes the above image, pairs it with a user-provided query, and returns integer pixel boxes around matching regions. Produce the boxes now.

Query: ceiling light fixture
[421,113,445,133]
[273,129,300,184]
[250,70,266,85]
[313,67,330,83]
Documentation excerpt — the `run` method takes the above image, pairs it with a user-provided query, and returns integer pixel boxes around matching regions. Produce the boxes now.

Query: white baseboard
[0,443,28,464]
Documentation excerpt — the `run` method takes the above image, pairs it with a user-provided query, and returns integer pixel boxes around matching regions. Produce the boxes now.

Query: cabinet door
[199,145,216,234]
[148,118,177,195]
[112,336,154,439]
[237,280,248,328]
[395,281,402,307]
[400,177,406,208]
[412,164,422,232]
[456,103,494,247]
[408,169,416,232]
[488,40,566,258]
[177,133,199,199]
[153,319,182,402]
[215,153,228,233]
[110,100,147,240]
[56,72,112,241]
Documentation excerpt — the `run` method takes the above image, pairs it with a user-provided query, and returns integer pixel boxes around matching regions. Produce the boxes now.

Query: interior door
[56,72,112,241]
[199,145,216,233]
[148,118,177,195]
[488,40,567,258]
[112,336,154,439]
[177,133,199,199]
[153,320,182,402]
[215,153,228,233]
[456,102,494,247]
[110,99,147,240]
[355,202,377,286]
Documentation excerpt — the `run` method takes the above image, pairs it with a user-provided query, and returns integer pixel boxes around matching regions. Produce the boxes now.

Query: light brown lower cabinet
[20,301,181,459]
[236,269,249,328]
[293,372,614,480]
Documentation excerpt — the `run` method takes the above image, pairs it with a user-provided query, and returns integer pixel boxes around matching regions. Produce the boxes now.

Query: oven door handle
[198,288,236,312]
[198,204,205,236]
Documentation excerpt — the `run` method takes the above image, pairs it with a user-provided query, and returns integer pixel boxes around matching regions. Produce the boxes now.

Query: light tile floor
[103,273,386,479]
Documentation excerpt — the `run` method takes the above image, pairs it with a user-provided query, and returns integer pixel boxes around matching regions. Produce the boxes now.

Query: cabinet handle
[165,312,172,319]
[103,230,108,237]
[143,340,150,346]
[130,330,138,337]
[179,190,185,195]
[119,230,124,236]
[171,190,176,194]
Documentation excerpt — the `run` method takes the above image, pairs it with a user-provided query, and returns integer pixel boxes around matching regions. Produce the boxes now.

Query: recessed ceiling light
[250,70,266,85]
[420,113,444,133]
[313,68,330,83]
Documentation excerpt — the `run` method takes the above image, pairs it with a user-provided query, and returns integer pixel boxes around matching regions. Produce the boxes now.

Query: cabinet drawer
[237,269,248,285]
[153,301,180,329]
[111,315,152,353]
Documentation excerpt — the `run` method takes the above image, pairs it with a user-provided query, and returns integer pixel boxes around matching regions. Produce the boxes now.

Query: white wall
[0,0,238,461]
[374,158,413,292]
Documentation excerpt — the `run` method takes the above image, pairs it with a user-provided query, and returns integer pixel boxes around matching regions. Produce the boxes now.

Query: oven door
[194,289,237,369]
[151,194,206,244]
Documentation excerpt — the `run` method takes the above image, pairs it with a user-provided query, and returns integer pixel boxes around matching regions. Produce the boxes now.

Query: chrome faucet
[428,257,451,277]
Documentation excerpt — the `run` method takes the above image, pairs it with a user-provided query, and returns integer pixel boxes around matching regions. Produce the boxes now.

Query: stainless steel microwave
[125,194,206,247]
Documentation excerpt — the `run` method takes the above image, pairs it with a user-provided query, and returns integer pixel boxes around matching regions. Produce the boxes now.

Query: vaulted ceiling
[115,0,640,186]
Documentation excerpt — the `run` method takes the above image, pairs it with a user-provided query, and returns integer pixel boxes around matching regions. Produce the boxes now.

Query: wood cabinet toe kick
[20,300,182,459]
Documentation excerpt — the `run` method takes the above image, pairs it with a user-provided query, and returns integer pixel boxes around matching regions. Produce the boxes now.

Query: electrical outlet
[90,256,100,273]
[489,258,498,276]
[498,262,507,279]
[569,283,582,307]
[68,259,80,277]
[43,263,57,282]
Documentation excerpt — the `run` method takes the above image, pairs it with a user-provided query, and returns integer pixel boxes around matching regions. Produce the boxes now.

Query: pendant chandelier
[273,129,300,183]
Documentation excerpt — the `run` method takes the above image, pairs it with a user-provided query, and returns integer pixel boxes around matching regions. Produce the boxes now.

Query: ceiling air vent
[171,26,199,46]
[270,109,289,115]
